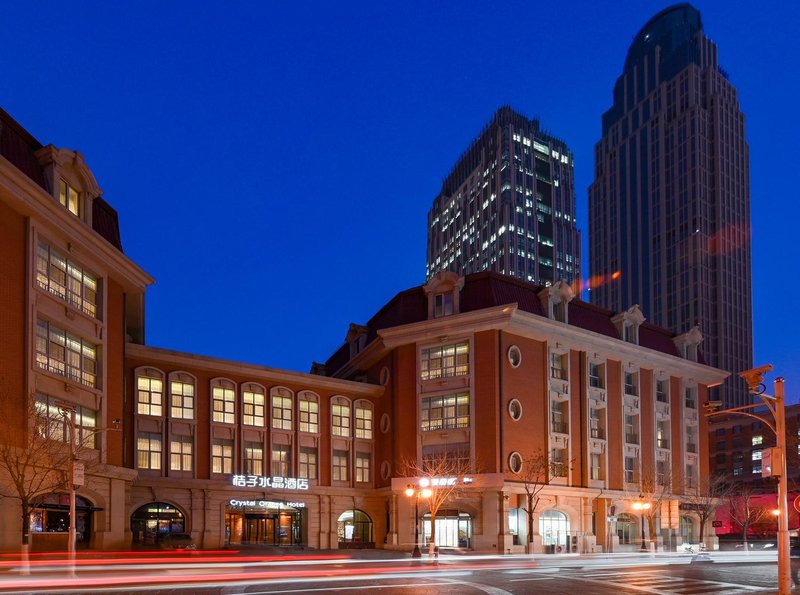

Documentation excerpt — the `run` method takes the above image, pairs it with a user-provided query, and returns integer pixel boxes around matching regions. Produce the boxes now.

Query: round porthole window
[380,413,391,434]
[508,398,523,421]
[508,345,522,368]
[381,460,391,480]
[379,366,390,386]
[509,452,523,474]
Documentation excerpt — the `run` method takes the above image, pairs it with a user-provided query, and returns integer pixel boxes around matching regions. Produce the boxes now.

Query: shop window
[337,509,373,545]
[130,502,185,546]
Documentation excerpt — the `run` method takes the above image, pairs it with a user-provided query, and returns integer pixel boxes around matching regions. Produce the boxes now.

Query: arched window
[298,391,319,433]
[31,493,94,546]
[169,372,196,420]
[337,509,372,544]
[616,512,637,544]
[242,383,266,427]
[331,396,351,437]
[211,378,236,424]
[354,400,373,439]
[539,509,570,549]
[130,502,186,545]
[136,367,164,417]
[270,387,293,431]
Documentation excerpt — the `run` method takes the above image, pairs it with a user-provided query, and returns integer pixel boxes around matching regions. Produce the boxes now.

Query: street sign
[73,461,85,487]
[607,516,617,522]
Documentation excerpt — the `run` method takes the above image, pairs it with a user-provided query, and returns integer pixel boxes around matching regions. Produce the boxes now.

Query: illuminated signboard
[228,499,306,509]
[231,475,309,490]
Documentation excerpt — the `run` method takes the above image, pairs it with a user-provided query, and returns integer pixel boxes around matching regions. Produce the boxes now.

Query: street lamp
[705,366,790,595]
[56,402,120,575]
[632,495,651,552]
[405,479,432,558]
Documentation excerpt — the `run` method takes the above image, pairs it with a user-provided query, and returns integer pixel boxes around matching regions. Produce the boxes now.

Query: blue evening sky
[3,1,798,399]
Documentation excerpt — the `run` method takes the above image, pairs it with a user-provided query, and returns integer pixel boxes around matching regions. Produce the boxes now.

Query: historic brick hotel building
[0,107,727,554]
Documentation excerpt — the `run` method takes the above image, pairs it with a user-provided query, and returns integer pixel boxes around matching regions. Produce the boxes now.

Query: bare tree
[0,393,74,563]
[400,450,473,557]
[513,448,564,555]
[637,464,674,550]
[727,482,772,549]
[681,473,733,547]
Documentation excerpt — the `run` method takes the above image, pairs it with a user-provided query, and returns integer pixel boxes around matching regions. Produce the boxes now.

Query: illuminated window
[299,392,319,433]
[242,385,265,426]
[243,443,263,475]
[752,449,762,461]
[420,393,469,431]
[434,293,453,317]
[170,436,193,472]
[212,381,236,424]
[36,242,99,317]
[355,402,373,439]
[752,435,763,446]
[355,453,370,483]
[211,439,233,474]
[271,389,293,431]
[656,379,669,403]
[58,179,80,216]
[550,352,568,380]
[137,432,162,470]
[332,450,349,482]
[299,447,317,479]
[137,371,163,416]
[271,444,291,476]
[420,341,469,381]
[35,394,97,448]
[170,377,195,419]
[35,319,98,387]
[332,401,351,437]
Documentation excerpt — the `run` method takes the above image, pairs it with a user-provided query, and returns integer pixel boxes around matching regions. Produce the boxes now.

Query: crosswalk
[571,569,771,594]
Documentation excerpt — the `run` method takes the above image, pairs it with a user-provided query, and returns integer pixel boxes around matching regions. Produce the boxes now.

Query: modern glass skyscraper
[589,4,752,407]
[427,106,581,286]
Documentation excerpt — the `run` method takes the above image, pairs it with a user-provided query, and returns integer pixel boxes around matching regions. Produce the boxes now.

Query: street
[0,550,793,595]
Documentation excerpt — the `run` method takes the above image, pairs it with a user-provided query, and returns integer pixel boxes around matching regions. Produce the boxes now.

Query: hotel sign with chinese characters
[232,475,309,490]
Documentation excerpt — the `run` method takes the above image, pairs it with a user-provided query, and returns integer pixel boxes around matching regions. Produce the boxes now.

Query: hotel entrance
[225,499,304,546]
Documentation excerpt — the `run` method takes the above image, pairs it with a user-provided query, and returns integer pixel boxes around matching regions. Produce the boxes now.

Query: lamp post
[632,496,651,552]
[405,479,432,558]
[705,366,790,595]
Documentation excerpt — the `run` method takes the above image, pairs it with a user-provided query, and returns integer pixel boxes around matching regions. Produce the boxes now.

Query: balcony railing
[657,438,670,449]
[625,433,639,445]
[551,421,568,434]
[591,427,605,440]
[686,442,697,453]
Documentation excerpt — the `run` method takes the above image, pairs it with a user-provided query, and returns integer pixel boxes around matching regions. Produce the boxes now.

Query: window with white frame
[271,444,291,476]
[656,379,669,403]
[211,439,233,474]
[137,371,163,416]
[625,414,639,445]
[170,377,195,419]
[420,392,469,431]
[685,464,697,487]
[550,351,568,380]
[686,426,697,453]
[299,394,319,433]
[434,292,454,318]
[624,456,637,483]
[271,389,293,431]
[624,371,639,396]
[243,442,264,475]
[36,242,99,318]
[590,453,603,480]
[420,341,469,380]
[59,179,81,216]
[684,386,697,409]
[355,402,373,439]
[355,453,370,483]
[589,362,604,389]
[550,448,567,477]
[332,450,349,481]
[242,385,265,426]
[35,394,97,448]
[752,434,763,446]
[590,408,604,439]
[657,420,670,449]
[551,400,568,434]
[212,381,236,424]
[137,432,162,470]
[35,319,98,387]
[332,401,351,437]
[170,436,193,472]
[299,447,317,479]
[657,459,669,486]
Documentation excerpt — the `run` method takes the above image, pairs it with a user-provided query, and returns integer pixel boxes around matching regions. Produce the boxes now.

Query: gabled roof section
[0,107,47,190]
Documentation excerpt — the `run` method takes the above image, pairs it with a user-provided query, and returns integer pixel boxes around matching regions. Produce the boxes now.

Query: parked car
[160,533,196,550]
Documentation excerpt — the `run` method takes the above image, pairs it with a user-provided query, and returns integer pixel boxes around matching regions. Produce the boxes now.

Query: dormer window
[59,179,80,216]
[673,326,703,362]
[424,271,464,320]
[612,305,645,345]
[346,323,369,359]
[538,280,574,323]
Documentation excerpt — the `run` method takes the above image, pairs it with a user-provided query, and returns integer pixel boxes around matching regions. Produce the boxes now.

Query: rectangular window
[355,404,373,439]
[35,394,97,448]
[625,414,639,445]
[332,403,351,437]
[137,432,162,470]
[752,449,762,461]
[752,435,763,446]
[243,443,264,476]
[684,387,697,409]
[657,421,670,449]
[434,293,453,318]
[420,393,469,431]
[686,426,697,453]
[550,448,567,477]
[298,447,318,480]
[35,319,98,387]
[59,179,81,216]
[170,436,193,472]
[299,399,319,433]
[589,363,604,389]
[420,341,469,381]
[271,444,291,476]
[36,242,99,317]
[551,400,567,434]
[332,450,349,482]
[550,352,568,380]
[624,456,637,483]
[656,379,669,403]
[685,464,697,487]
[590,408,604,439]
[170,380,194,419]
[212,440,233,474]
[355,453,370,483]
[212,385,236,424]
[624,372,638,396]
[657,460,668,486]
[590,453,602,480]
[272,395,293,430]
[137,375,163,416]
[242,389,265,426]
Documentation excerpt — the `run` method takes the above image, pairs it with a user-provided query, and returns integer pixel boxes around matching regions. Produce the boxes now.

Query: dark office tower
[427,106,581,286]
[589,4,752,407]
